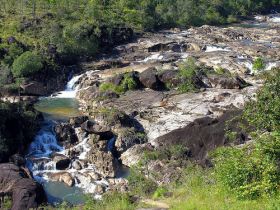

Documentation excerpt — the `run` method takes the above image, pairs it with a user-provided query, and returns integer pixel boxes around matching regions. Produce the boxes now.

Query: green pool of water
[43,181,86,205]
[35,98,81,120]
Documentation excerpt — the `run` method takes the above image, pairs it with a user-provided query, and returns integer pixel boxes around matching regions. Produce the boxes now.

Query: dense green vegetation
[12,51,43,77]
[0,0,278,92]
[253,57,265,72]
[0,102,41,162]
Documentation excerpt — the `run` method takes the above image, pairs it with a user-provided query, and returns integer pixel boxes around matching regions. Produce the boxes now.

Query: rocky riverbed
[9,13,280,204]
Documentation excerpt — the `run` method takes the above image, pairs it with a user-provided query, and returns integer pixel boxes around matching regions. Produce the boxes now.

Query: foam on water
[205,45,231,52]
[144,53,164,62]
[270,16,280,23]
[53,74,84,98]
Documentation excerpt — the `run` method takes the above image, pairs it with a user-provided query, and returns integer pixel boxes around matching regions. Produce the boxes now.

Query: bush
[212,132,280,199]
[1,43,24,66]
[12,51,43,77]
[99,73,138,95]
[253,57,265,72]
[177,58,200,93]
[121,73,138,91]
[127,167,157,196]
[243,69,280,131]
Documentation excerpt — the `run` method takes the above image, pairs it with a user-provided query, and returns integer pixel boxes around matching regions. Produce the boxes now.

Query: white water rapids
[26,74,109,204]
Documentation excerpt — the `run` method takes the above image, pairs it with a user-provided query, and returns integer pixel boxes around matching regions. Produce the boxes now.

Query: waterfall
[26,121,63,176]
[53,74,84,98]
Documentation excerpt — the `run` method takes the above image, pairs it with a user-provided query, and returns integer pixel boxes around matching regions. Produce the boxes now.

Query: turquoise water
[43,181,86,205]
[35,98,81,121]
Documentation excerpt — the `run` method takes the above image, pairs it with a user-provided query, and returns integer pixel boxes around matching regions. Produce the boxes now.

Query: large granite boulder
[0,164,46,210]
[139,67,164,90]
[153,110,248,161]
[48,172,74,187]
[208,75,250,89]
[81,120,114,140]
[87,149,120,178]
[55,123,78,146]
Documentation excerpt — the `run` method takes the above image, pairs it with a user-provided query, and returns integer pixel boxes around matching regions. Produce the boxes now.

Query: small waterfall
[53,74,84,98]
[26,121,63,175]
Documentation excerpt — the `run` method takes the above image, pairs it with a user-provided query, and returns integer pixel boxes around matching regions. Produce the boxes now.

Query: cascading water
[25,74,90,205]
[52,74,83,98]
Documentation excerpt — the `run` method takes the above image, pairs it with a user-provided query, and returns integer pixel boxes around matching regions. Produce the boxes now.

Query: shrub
[1,43,24,66]
[127,167,157,196]
[212,132,280,199]
[177,58,200,93]
[215,66,231,76]
[121,73,138,91]
[99,73,138,95]
[243,69,280,131]
[253,57,265,72]
[153,186,168,199]
[12,51,43,77]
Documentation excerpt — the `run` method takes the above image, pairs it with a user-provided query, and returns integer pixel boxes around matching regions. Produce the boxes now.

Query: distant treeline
[0,0,279,90]
[0,0,279,30]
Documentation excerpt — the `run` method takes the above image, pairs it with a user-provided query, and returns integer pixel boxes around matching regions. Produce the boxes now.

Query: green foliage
[0,102,41,162]
[99,72,138,95]
[177,58,199,93]
[12,51,43,77]
[128,167,158,196]
[165,165,280,210]
[253,57,265,72]
[1,43,24,66]
[121,73,138,91]
[82,192,135,210]
[99,82,125,95]
[243,69,280,131]
[59,21,99,56]
[212,132,280,199]
[153,186,168,199]
[142,144,187,163]
[215,66,232,76]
